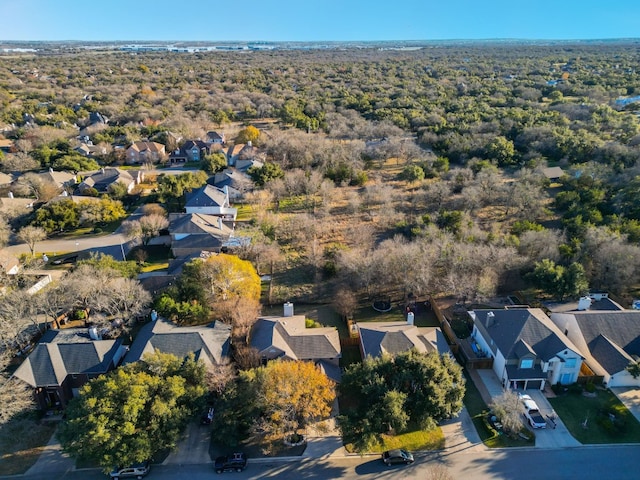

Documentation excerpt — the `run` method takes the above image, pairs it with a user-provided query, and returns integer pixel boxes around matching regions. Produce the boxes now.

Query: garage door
[527,380,542,389]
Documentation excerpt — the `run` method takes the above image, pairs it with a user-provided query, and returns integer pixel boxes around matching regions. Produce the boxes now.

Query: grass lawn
[549,388,640,444]
[235,204,253,221]
[127,245,172,271]
[0,417,57,475]
[354,301,439,327]
[462,370,534,448]
[345,428,444,454]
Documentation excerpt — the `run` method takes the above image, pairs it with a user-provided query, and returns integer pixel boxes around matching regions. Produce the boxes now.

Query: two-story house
[469,308,583,390]
[126,141,166,164]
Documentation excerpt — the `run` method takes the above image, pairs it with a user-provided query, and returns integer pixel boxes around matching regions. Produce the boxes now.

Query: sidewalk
[24,427,74,476]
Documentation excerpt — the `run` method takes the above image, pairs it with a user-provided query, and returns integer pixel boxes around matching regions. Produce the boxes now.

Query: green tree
[486,136,516,166]
[248,162,284,186]
[32,199,80,233]
[529,259,588,300]
[401,165,425,182]
[78,198,127,225]
[58,351,206,473]
[157,171,208,211]
[338,350,464,451]
[201,152,227,174]
[77,252,140,279]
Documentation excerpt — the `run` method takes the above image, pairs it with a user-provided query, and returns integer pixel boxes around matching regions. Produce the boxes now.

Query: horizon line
[2,37,640,43]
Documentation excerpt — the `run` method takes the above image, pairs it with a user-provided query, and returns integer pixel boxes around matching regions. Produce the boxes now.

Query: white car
[520,394,547,429]
[109,461,150,479]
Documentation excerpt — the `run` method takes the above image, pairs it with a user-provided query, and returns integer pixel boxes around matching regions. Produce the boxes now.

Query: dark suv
[214,452,247,473]
[382,449,414,466]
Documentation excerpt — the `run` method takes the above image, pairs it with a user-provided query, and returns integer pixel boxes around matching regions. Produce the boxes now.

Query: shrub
[585,382,596,393]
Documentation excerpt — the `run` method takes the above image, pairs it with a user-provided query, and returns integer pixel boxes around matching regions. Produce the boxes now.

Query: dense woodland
[1,43,640,308]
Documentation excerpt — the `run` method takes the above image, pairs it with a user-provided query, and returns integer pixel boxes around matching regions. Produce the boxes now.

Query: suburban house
[225,143,245,166]
[124,317,231,370]
[235,158,264,173]
[126,141,166,164]
[358,321,450,359]
[0,253,20,275]
[0,138,14,153]
[206,131,226,145]
[36,169,76,190]
[13,328,127,410]
[469,308,583,390]
[169,139,220,164]
[541,166,565,181]
[250,304,342,381]
[77,167,141,194]
[184,184,237,220]
[212,169,255,200]
[74,142,107,158]
[0,172,14,187]
[0,195,34,215]
[550,310,640,388]
[168,212,234,257]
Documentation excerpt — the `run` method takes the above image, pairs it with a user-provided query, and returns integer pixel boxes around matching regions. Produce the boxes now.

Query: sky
[0,0,638,42]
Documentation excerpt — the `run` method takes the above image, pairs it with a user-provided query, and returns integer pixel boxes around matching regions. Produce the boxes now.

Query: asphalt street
[10,445,640,480]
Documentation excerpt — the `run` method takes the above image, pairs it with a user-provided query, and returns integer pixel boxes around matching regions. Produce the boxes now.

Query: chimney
[247,140,252,147]
[407,311,415,326]
[217,216,223,230]
[283,302,294,317]
[88,326,101,341]
[577,296,592,311]
[486,311,495,327]
[49,167,54,173]
[101,167,105,175]
[223,185,229,205]
[7,191,13,199]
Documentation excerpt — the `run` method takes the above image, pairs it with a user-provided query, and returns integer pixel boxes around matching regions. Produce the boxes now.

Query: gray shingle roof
[168,213,233,237]
[185,185,228,209]
[13,329,122,388]
[124,318,231,368]
[552,311,640,375]
[358,322,448,358]
[471,308,581,362]
[250,316,341,361]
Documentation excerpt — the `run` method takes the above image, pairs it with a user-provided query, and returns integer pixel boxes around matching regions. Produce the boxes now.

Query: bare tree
[0,375,36,425]
[17,225,47,257]
[205,359,236,396]
[0,217,10,247]
[138,214,169,245]
[490,390,523,436]
[332,289,358,319]
[233,344,262,370]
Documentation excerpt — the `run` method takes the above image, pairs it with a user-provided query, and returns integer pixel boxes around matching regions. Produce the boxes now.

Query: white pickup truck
[520,394,547,429]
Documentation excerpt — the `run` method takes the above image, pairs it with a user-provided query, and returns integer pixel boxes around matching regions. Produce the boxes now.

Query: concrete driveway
[163,422,212,465]
[473,369,580,448]
[611,387,640,423]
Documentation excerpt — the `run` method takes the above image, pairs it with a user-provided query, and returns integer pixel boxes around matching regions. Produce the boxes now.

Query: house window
[520,358,534,369]
[565,358,577,368]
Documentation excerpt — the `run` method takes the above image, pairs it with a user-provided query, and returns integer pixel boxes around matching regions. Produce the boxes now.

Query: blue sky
[1,0,638,42]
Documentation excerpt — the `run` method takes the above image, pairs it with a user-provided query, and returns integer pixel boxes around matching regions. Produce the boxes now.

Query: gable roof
[471,308,582,362]
[541,166,565,179]
[124,318,231,369]
[168,213,234,237]
[13,329,123,388]
[213,168,254,193]
[250,316,341,362]
[36,170,75,187]
[185,184,228,209]
[79,167,134,191]
[0,172,13,185]
[358,322,449,358]
[128,141,164,153]
[550,310,640,376]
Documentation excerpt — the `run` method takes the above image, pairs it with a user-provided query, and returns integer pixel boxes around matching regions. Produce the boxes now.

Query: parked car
[201,406,215,425]
[382,449,414,466]
[520,394,547,429]
[214,452,247,473]
[109,461,150,479]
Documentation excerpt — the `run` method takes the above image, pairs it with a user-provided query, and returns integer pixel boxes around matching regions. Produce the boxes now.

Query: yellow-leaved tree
[245,360,335,438]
